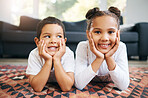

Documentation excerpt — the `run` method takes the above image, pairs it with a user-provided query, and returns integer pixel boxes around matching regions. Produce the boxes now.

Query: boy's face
[37,24,66,56]
[89,16,119,54]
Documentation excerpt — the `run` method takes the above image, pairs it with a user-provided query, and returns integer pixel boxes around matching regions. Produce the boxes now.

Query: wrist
[53,57,61,63]
[96,55,104,60]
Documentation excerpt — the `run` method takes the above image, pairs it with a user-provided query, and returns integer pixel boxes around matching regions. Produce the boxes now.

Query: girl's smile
[90,16,119,54]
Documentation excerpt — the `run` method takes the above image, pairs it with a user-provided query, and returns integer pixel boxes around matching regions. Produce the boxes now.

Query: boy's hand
[105,32,120,58]
[53,39,66,60]
[87,31,104,59]
[38,40,52,61]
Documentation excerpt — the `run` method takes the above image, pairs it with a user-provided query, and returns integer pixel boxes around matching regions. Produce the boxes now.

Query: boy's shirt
[26,46,75,82]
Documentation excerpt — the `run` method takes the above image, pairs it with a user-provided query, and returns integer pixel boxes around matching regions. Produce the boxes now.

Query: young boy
[26,16,75,92]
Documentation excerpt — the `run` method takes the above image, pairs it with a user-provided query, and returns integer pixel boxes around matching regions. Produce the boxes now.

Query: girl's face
[39,24,65,56]
[89,16,119,54]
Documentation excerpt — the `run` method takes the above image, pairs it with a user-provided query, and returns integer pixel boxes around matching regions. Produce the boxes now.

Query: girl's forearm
[91,57,104,73]
[105,57,116,71]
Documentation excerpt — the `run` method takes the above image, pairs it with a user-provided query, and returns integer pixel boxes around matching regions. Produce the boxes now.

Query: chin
[97,49,110,54]
[47,51,56,56]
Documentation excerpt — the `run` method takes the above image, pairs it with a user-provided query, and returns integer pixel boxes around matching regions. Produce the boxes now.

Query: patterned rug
[0,65,148,98]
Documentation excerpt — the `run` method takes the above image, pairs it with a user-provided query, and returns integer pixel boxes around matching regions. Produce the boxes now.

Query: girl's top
[75,40,129,90]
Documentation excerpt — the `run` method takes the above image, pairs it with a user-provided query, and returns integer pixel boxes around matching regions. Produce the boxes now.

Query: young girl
[26,16,75,92]
[75,7,129,90]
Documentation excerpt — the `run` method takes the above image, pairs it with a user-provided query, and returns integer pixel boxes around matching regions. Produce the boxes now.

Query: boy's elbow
[61,85,72,92]
[74,81,85,90]
[32,86,44,92]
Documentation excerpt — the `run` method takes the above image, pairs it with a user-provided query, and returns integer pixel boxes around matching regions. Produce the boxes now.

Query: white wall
[124,0,148,24]
[0,0,12,23]
[0,0,148,24]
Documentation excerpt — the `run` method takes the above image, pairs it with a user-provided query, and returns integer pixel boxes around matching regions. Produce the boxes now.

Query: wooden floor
[0,57,148,67]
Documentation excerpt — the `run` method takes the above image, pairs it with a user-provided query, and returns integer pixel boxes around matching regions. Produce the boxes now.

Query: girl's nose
[100,33,109,42]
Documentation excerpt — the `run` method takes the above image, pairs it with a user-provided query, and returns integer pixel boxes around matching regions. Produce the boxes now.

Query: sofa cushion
[120,24,135,32]
[2,30,36,42]
[120,32,138,42]
[63,20,87,32]
[66,31,87,42]
[19,16,41,31]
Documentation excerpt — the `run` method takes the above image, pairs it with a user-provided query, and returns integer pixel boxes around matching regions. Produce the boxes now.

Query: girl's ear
[34,37,39,46]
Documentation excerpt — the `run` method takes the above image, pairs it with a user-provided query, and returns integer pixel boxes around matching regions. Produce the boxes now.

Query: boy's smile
[36,24,65,56]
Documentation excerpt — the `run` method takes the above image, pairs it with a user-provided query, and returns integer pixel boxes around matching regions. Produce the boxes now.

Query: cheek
[110,36,116,44]
[92,34,100,42]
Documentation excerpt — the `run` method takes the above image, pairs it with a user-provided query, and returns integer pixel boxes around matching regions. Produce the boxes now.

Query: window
[10,0,127,25]
[107,0,127,13]
[11,0,37,25]
[39,0,99,21]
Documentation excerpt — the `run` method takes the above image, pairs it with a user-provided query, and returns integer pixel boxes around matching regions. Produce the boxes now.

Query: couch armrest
[0,21,19,32]
[135,22,148,56]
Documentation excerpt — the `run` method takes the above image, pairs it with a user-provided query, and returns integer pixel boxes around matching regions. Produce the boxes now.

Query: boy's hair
[36,16,65,39]
[85,6,121,30]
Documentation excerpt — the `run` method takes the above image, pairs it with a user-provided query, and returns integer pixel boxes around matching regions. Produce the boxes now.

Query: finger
[112,37,119,52]
[86,31,90,40]
[117,31,120,41]
[62,39,66,48]
[58,39,62,51]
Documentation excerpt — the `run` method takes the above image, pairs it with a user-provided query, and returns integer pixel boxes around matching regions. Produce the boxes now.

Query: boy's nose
[49,38,57,44]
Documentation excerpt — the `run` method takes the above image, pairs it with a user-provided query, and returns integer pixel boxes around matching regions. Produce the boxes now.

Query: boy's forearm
[53,59,74,91]
[30,60,52,92]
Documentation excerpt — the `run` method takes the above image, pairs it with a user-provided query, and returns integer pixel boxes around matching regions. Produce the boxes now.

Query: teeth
[48,47,56,50]
[99,44,109,48]
[100,44,108,46]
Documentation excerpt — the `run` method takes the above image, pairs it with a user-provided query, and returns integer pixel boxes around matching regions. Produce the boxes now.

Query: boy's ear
[117,30,120,40]
[64,38,67,43]
[34,37,39,46]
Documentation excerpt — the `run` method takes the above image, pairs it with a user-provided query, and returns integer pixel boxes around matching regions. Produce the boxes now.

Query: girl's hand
[105,32,120,58]
[53,39,66,60]
[87,31,104,59]
[38,40,52,61]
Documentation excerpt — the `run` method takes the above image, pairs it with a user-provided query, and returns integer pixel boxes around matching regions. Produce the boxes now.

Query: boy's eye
[94,31,101,34]
[44,35,50,38]
[108,31,115,34]
[57,35,62,38]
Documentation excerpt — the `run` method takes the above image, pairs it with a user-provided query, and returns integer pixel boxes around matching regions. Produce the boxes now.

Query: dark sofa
[0,16,148,60]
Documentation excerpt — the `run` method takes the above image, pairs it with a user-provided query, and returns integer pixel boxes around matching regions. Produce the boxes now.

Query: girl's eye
[57,35,62,38]
[108,31,115,34]
[44,36,50,38]
[94,31,101,34]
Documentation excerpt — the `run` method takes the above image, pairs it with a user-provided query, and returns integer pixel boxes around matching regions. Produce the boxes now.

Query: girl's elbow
[118,79,130,90]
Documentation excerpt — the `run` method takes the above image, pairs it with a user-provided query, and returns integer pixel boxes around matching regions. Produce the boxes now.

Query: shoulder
[115,41,127,56]
[28,48,42,62]
[63,46,74,57]
[29,48,38,56]
[118,41,127,50]
[76,40,89,50]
